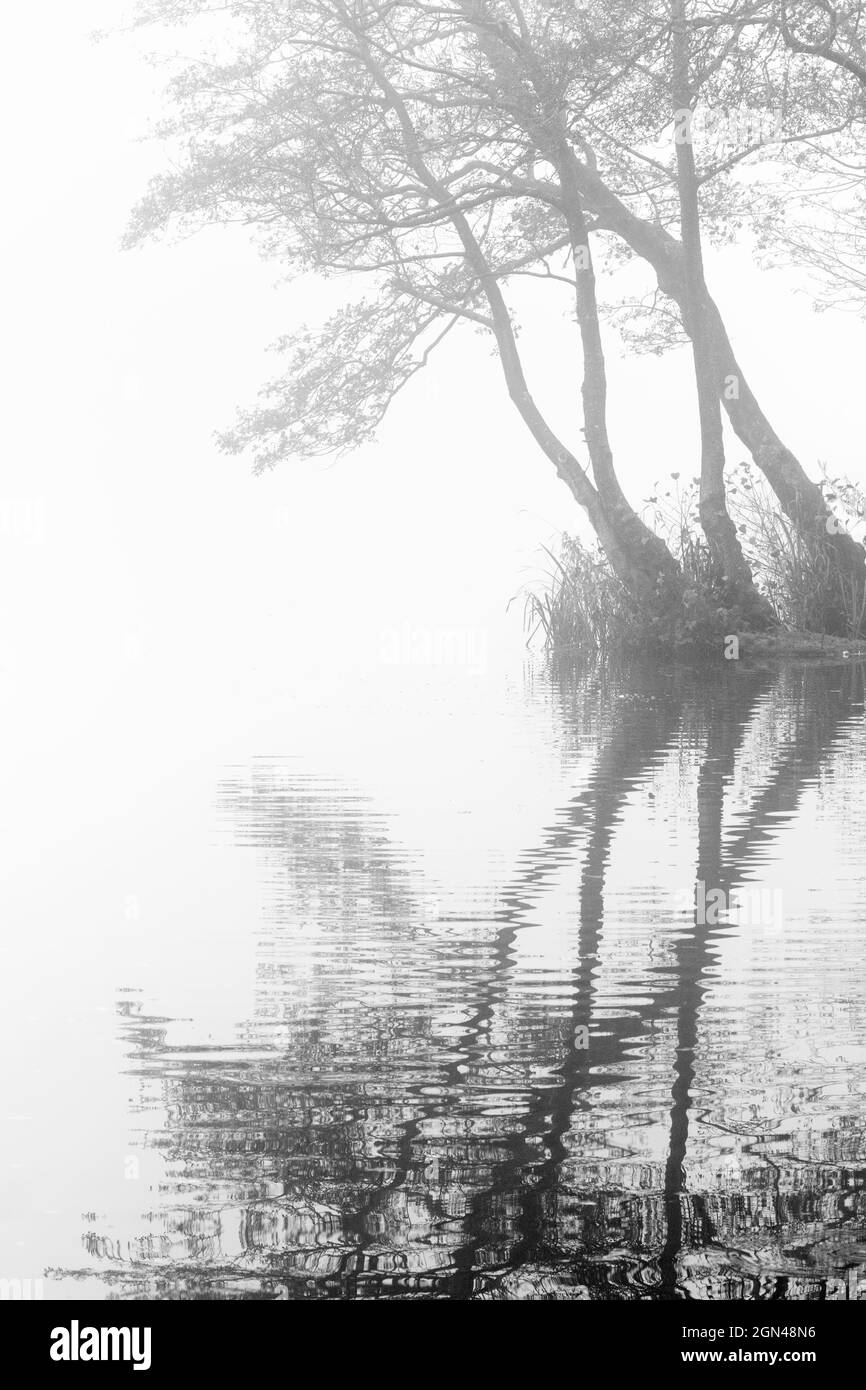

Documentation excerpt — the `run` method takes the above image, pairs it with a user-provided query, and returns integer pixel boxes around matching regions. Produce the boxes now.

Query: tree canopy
[126,0,866,634]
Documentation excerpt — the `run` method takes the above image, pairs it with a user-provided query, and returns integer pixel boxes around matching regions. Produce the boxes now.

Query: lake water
[3,656,866,1300]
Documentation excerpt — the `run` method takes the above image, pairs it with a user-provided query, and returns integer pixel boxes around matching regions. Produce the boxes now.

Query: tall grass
[521,463,866,655]
[517,538,642,653]
[725,463,866,637]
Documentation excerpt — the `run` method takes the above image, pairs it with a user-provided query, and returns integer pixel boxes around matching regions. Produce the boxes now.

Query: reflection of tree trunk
[280,664,864,1294]
[658,676,765,1294]
[106,660,866,1298]
[450,660,857,1295]
[447,665,684,1290]
[720,663,864,886]
[657,661,861,1295]
[514,687,686,1270]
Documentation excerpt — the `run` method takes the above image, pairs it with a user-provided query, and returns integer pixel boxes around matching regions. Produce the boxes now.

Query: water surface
[6,658,866,1299]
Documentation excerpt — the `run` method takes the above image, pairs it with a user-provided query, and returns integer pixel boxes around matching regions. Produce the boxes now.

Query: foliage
[518,539,643,654]
[526,465,866,654]
[125,1,866,454]
[124,1,866,636]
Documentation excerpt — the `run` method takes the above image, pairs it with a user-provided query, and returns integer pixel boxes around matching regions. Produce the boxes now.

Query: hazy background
[1,1,865,1296]
[1,1,864,786]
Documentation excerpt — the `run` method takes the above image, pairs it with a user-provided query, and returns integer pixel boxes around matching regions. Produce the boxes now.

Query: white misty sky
[1,0,864,775]
[1,6,864,1290]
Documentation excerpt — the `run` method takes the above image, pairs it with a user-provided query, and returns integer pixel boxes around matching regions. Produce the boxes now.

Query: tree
[126,0,865,632]
[476,0,865,624]
[670,0,772,621]
[750,2,866,316]
[126,0,683,613]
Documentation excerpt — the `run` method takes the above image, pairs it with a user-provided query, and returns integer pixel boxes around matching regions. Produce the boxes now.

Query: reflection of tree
[83,661,866,1299]
[672,662,866,1300]
[659,671,768,1296]
[445,663,862,1298]
[446,663,687,1296]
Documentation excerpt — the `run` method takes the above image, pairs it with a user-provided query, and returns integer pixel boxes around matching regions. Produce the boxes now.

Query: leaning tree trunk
[570,160,866,631]
[702,297,866,632]
[372,29,683,619]
[366,51,682,618]
[670,0,774,629]
[459,0,863,632]
[555,141,683,613]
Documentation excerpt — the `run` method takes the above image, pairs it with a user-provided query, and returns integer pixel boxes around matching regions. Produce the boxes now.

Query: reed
[521,465,866,655]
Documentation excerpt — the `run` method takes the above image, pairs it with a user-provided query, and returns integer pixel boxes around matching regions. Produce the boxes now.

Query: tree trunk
[670,0,774,628]
[410,20,684,619]
[703,297,866,629]
[572,160,866,629]
[555,142,683,612]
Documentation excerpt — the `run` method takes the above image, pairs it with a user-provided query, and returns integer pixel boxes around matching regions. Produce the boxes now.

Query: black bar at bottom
[2,1296,858,1377]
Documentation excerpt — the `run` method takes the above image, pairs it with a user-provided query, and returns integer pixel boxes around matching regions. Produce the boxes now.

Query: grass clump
[521,463,866,656]
[518,538,642,653]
